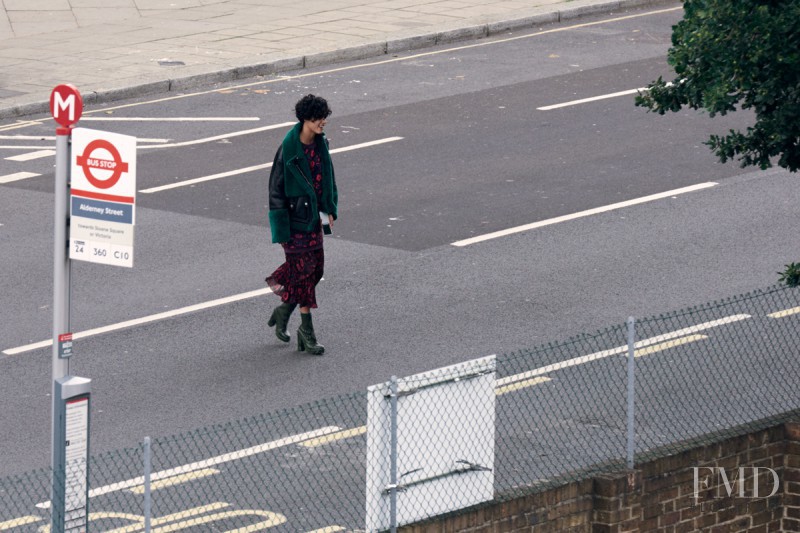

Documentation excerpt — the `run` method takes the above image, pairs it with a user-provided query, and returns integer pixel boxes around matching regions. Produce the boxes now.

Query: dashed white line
[2,287,272,356]
[80,117,261,122]
[0,145,59,150]
[495,314,751,387]
[139,122,295,150]
[139,136,404,193]
[140,162,272,193]
[0,171,40,184]
[451,182,718,247]
[0,137,167,143]
[4,149,55,161]
[537,88,647,111]
[0,135,56,140]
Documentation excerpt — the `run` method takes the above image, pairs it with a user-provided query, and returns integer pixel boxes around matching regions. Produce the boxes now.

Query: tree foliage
[635,0,800,171]
[779,263,800,287]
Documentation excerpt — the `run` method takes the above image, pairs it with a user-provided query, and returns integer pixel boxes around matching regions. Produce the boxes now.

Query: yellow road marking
[768,306,800,319]
[36,426,339,508]
[306,527,345,533]
[496,376,551,396]
[97,503,230,533]
[0,516,41,530]
[128,468,219,494]
[39,511,153,533]
[39,503,285,533]
[300,427,366,448]
[155,509,285,533]
[634,334,707,357]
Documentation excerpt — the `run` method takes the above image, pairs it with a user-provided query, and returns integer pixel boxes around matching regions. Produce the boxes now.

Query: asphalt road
[0,3,798,516]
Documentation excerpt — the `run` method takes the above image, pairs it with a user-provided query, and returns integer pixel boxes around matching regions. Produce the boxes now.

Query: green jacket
[268,122,338,243]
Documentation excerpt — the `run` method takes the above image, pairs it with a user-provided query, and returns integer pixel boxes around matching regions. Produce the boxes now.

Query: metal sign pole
[51,125,72,533]
[626,316,636,470]
[49,83,82,533]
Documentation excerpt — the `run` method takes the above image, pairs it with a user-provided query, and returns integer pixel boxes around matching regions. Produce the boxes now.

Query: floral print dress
[265,141,326,308]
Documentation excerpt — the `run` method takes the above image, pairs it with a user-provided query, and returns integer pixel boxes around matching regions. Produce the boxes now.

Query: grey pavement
[0,0,676,120]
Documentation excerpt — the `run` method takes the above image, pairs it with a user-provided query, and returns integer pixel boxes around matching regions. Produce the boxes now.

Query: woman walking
[266,94,337,355]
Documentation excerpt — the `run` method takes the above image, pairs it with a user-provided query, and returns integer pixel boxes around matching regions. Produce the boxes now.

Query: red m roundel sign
[50,84,83,128]
[76,139,129,189]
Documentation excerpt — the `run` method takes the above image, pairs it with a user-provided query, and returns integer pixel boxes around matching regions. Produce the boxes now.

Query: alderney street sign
[70,128,137,267]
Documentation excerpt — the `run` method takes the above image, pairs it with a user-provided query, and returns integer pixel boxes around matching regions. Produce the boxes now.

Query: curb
[0,0,679,120]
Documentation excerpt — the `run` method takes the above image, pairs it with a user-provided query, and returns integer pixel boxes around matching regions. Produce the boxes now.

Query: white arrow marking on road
[139,136,404,193]
[2,287,273,356]
[451,182,719,247]
[537,88,648,111]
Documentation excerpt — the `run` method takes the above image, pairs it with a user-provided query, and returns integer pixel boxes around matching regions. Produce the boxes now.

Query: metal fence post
[389,375,398,533]
[143,437,152,533]
[626,317,636,469]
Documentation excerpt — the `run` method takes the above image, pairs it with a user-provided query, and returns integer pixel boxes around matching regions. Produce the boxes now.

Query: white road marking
[537,88,647,110]
[74,7,680,117]
[80,117,261,122]
[451,182,718,247]
[4,150,55,161]
[495,315,751,387]
[0,135,56,140]
[139,136,404,193]
[141,162,272,193]
[36,426,340,509]
[0,145,59,150]
[139,122,295,150]
[0,137,168,144]
[0,171,40,184]
[2,287,272,356]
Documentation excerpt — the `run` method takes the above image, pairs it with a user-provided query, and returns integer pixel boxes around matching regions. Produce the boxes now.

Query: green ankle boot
[268,302,296,342]
[297,312,325,355]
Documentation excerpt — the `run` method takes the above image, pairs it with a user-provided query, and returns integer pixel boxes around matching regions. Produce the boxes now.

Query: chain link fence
[1,284,798,532]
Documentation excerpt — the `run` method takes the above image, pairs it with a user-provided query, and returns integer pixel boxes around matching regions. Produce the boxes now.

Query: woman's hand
[328,214,334,230]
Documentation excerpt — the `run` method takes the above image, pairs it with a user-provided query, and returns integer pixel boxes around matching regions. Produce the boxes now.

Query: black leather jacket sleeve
[269,146,288,212]
[268,146,291,243]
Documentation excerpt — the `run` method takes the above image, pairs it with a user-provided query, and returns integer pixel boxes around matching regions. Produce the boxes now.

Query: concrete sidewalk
[0,0,674,119]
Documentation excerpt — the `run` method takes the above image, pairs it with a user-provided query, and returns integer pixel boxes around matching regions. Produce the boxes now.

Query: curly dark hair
[295,94,332,122]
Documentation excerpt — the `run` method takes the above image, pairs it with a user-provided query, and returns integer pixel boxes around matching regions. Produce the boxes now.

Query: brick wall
[400,420,800,532]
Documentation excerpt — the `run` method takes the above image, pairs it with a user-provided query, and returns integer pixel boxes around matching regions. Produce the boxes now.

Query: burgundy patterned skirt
[265,248,325,308]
